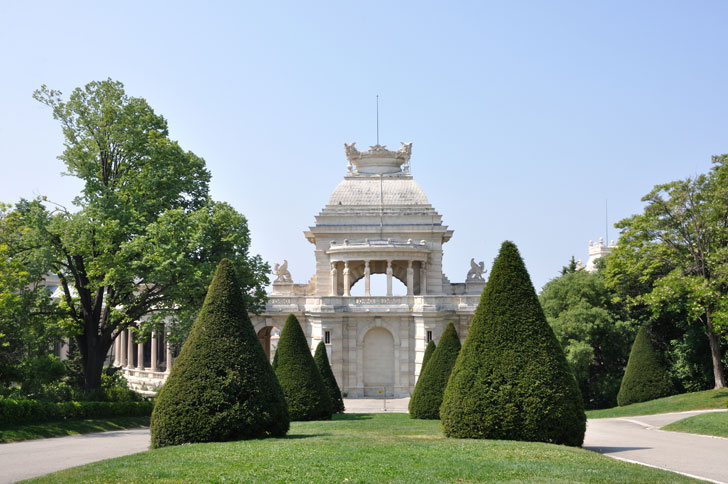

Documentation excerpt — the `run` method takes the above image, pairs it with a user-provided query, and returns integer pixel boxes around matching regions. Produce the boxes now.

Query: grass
[586,388,728,419]
[25,413,699,484]
[662,411,728,438]
[0,416,150,443]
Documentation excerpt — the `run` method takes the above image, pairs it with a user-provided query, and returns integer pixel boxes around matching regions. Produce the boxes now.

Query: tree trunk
[82,333,112,391]
[705,311,726,389]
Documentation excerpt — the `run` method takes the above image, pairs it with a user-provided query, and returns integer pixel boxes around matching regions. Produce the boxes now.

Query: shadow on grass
[711,389,728,399]
[583,446,651,454]
[333,414,373,421]
[284,433,330,439]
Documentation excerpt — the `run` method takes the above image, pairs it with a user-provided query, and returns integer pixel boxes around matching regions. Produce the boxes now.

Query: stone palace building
[114,141,487,396]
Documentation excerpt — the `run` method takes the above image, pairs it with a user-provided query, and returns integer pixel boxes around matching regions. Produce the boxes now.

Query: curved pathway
[583,409,728,484]
[0,428,149,484]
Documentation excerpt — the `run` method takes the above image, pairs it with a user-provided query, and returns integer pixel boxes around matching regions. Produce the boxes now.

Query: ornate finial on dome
[344,141,413,175]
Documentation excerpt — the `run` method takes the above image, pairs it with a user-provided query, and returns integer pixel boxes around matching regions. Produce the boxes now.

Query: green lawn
[662,411,728,438]
[0,416,150,443]
[25,413,699,484]
[586,389,728,419]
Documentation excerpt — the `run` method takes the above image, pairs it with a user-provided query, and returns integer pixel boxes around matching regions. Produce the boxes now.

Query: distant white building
[578,237,616,273]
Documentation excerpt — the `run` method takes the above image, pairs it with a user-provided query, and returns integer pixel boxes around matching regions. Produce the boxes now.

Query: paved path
[0,428,150,484]
[583,409,728,484]
[343,396,409,413]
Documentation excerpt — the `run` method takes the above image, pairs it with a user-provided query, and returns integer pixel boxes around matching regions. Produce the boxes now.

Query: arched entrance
[363,327,394,396]
[257,326,280,364]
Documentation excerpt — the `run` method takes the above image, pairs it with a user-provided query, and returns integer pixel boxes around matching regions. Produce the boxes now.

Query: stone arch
[256,325,280,364]
[362,326,395,396]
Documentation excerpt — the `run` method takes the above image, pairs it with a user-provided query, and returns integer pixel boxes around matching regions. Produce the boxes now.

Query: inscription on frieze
[354,297,402,305]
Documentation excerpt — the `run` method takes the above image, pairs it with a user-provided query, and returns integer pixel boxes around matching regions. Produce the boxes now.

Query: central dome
[328,178,429,206]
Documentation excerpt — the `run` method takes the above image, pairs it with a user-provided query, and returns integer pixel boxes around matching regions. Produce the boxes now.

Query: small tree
[617,325,675,406]
[275,314,332,420]
[150,259,289,448]
[314,341,345,413]
[420,340,436,375]
[441,241,586,446]
[409,322,461,419]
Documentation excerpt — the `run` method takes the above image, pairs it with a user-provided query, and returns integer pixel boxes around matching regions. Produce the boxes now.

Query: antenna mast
[376,94,380,145]
[605,199,609,244]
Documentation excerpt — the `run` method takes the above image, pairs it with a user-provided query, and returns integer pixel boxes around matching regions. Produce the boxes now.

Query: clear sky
[1,1,726,291]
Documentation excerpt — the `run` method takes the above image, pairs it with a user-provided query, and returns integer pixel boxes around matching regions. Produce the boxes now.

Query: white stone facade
[252,142,484,397]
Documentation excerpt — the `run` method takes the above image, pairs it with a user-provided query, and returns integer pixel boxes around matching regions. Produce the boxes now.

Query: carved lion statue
[466,258,486,282]
[273,260,292,283]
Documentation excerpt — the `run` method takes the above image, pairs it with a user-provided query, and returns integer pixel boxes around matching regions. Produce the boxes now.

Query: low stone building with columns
[251,142,485,397]
[111,141,486,397]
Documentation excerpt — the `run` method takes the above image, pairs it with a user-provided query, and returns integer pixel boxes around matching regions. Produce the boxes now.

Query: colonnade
[113,325,172,373]
[330,259,427,296]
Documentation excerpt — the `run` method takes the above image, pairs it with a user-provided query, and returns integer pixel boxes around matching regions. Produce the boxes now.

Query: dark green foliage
[275,314,332,421]
[314,342,345,413]
[617,325,675,406]
[409,322,461,419]
[441,241,586,446]
[150,260,289,448]
[420,340,436,375]
[0,399,152,427]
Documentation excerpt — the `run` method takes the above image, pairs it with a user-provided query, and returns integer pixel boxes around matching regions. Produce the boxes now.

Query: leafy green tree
[617,325,675,406]
[314,341,345,413]
[605,155,728,389]
[420,340,436,375]
[275,314,332,421]
[3,80,269,391]
[409,322,460,419]
[441,241,585,446]
[540,269,638,409]
[150,259,288,448]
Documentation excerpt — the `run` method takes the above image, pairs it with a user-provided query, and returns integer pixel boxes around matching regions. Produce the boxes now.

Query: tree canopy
[2,79,269,390]
[604,154,728,389]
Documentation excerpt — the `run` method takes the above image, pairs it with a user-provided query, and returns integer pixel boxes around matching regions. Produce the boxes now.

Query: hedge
[314,342,345,413]
[0,399,153,427]
[409,322,460,419]
[150,259,289,448]
[617,325,675,406]
[420,340,436,375]
[441,241,586,446]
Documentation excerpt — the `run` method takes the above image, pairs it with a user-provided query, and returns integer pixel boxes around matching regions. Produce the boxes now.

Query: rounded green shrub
[617,325,675,406]
[441,241,586,446]
[409,322,461,419]
[420,340,436,375]
[150,259,289,448]
[314,342,345,414]
[275,314,332,421]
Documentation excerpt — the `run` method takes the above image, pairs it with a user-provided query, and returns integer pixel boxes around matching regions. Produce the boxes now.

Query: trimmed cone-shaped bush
[441,241,586,446]
[150,259,289,448]
[420,340,436,375]
[314,342,345,413]
[275,314,333,420]
[409,322,461,419]
[617,325,674,406]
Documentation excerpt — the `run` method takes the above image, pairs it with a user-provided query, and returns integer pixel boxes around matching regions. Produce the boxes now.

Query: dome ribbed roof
[327,177,429,206]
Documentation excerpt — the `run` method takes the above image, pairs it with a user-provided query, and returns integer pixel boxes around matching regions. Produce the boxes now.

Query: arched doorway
[257,326,280,364]
[363,327,394,396]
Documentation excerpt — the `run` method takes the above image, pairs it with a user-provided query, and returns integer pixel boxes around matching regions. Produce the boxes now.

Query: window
[324,330,331,345]
[426,330,433,343]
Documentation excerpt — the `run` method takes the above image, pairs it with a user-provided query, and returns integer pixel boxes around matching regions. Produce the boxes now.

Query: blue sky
[1,1,726,291]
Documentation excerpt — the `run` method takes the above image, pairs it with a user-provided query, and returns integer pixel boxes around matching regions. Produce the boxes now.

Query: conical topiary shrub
[150,259,289,448]
[441,241,586,446]
[617,325,674,406]
[314,341,345,413]
[420,339,436,375]
[275,314,333,420]
[409,322,461,419]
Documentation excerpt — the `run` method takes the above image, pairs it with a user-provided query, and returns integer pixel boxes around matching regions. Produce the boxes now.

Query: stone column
[136,337,144,370]
[165,329,173,374]
[113,335,120,366]
[364,260,371,296]
[150,331,158,372]
[330,263,338,296]
[386,260,393,296]
[126,329,135,368]
[407,261,414,296]
[119,330,127,366]
[343,261,351,297]
[419,262,427,295]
